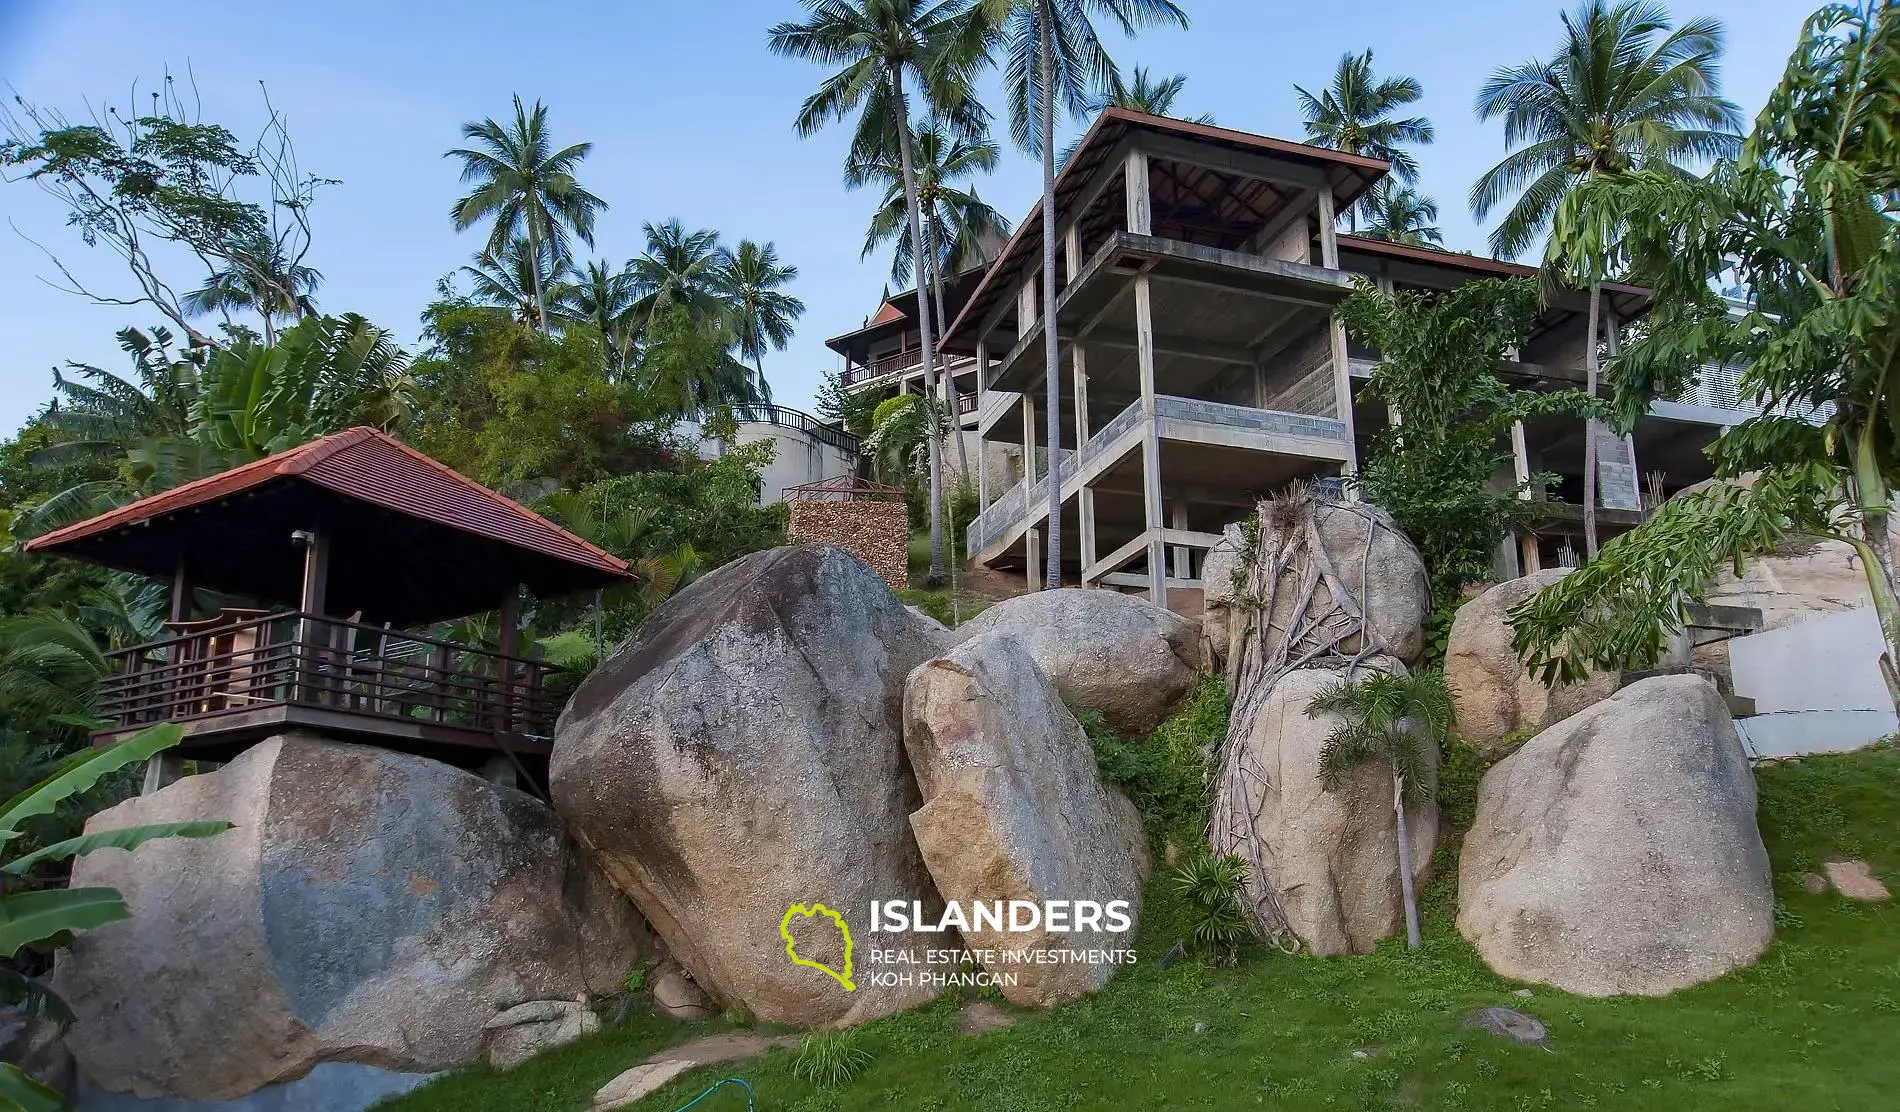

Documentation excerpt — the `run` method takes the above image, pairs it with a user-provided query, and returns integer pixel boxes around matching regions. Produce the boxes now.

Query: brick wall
[788,499,911,592]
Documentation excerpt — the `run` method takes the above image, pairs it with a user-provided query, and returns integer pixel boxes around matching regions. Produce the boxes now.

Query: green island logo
[780,903,855,991]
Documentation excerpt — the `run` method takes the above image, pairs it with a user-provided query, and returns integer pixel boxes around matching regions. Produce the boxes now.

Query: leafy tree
[863,392,944,485]
[1475,1,1741,556]
[1338,277,1598,610]
[817,372,892,439]
[1,78,330,348]
[1471,0,1743,260]
[981,0,1189,588]
[718,239,807,380]
[409,304,641,488]
[637,306,772,419]
[0,724,231,1112]
[1306,667,1453,951]
[771,0,992,587]
[1515,1,1900,706]
[1295,51,1433,229]
[1359,183,1444,247]
[446,96,605,333]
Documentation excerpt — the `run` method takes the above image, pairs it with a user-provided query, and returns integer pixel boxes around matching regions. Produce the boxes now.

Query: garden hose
[669,1077,755,1111]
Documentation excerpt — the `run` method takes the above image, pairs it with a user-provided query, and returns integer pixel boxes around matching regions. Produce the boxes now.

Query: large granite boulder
[1199,524,1244,670]
[902,633,1149,1007]
[1457,675,1773,995]
[1445,569,1690,753]
[1220,501,1431,670]
[1210,660,1436,955]
[56,736,643,1102]
[950,587,1198,734]
[551,544,946,1028]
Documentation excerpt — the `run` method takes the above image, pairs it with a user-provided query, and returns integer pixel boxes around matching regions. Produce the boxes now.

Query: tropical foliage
[1470,0,1743,259]
[1306,667,1453,951]
[1359,183,1445,247]
[447,95,607,332]
[1296,50,1433,228]
[1339,278,1599,611]
[1515,1,1900,703]
[0,724,230,1112]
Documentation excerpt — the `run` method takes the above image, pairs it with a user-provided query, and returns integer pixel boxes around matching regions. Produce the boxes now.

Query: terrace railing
[98,612,563,741]
[728,404,861,455]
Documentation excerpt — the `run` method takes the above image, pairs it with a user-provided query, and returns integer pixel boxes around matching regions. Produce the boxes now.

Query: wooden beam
[297,530,329,617]
[1141,132,1332,192]
[1243,188,1318,255]
[169,555,194,624]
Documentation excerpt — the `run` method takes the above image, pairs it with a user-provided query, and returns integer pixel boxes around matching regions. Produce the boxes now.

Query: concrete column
[975,341,990,508]
[1065,223,1083,286]
[1136,273,1166,605]
[1599,304,1644,512]
[1025,528,1042,592]
[1512,419,1540,575]
[1074,344,1096,579]
[1169,495,1190,581]
[1124,148,1151,236]
[1317,188,1358,491]
[1020,392,1038,488]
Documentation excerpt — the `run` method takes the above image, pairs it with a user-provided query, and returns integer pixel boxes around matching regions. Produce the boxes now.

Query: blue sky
[0,0,1813,434]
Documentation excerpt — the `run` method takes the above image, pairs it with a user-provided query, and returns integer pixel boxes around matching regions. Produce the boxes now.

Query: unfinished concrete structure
[829,109,1767,604]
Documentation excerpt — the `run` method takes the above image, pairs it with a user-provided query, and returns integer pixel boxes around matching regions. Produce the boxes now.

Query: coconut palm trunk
[1582,282,1601,559]
[890,63,947,585]
[927,219,971,477]
[1392,769,1421,951]
[526,220,551,334]
[1038,0,1063,589]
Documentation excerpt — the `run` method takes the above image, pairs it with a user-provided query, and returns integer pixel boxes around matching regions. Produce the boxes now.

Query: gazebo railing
[97,612,563,740]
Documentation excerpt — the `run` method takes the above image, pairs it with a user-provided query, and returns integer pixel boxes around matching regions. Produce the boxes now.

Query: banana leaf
[0,724,183,842]
[0,886,130,956]
[0,1062,63,1112]
[3,820,232,876]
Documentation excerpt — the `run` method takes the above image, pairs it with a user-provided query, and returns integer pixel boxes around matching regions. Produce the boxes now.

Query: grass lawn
[381,742,1900,1112]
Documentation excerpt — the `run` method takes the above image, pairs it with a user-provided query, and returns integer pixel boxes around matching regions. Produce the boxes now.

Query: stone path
[590,1034,796,1111]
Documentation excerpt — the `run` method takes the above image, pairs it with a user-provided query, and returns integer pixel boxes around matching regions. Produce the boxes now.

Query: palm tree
[638,305,771,419]
[849,116,1011,473]
[770,0,990,587]
[1307,667,1452,952]
[1359,184,1444,247]
[984,0,1188,590]
[629,219,728,331]
[1472,0,1740,556]
[718,240,806,383]
[462,237,575,327]
[559,259,643,375]
[1059,65,1210,165]
[1295,51,1433,230]
[182,235,321,346]
[446,95,607,333]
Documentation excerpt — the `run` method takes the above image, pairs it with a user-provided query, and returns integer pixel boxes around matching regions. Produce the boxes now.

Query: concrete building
[826,108,1772,605]
[692,404,861,505]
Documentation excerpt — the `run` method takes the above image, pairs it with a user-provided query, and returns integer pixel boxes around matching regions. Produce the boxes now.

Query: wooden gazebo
[23,428,633,777]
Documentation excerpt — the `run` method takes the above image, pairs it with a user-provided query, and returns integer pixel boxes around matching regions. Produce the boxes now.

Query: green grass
[382,744,1900,1112]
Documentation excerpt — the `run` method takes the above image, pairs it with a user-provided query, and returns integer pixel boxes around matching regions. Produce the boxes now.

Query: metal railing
[728,404,861,455]
[98,612,563,740]
[841,352,975,389]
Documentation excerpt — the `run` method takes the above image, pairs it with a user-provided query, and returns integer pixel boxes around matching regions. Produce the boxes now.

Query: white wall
[725,422,858,506]
[1729,606,1898,757]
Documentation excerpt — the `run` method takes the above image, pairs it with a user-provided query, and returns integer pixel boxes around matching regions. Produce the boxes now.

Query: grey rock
[483,1000,600,1069]
[1461,1006,1548,1046]
[551,544,946,1028]
[72,1061,435,1112]
[950,587,1199,734]
[1199,525,1244,670]
[54,737,642,1102]
[0,1003,70,1092]
[1823,858,1891,901]
[1445,569,1691,753]
[1211,660,1437,955]
[955,1001,1017,1035]
[903,633,1149,1006]
[1458,675,1774,996]
[1799,872,1830,894]
[1249,501,1430,667]
[650,966,711,1021]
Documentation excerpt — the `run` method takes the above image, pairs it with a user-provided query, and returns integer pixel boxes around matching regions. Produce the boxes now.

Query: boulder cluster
[41,505,1796,1104]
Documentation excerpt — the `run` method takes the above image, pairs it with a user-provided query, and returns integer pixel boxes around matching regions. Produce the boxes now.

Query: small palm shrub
[1170,853,1252,966]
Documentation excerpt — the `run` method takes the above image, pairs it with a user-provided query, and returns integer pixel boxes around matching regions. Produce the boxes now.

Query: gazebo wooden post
[143,553,195,796]
[496,586,521,732]
[295,529,330,706]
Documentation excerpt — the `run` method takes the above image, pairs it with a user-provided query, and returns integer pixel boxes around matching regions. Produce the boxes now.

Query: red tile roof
[24,427,631,578]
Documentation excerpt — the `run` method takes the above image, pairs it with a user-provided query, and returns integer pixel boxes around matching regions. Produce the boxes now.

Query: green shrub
[1169,852,1252,965]
[792,1030,874,1086]
[1078,677,1228,851]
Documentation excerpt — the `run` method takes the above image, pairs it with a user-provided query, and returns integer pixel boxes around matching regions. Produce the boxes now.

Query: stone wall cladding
[788,499,911,591]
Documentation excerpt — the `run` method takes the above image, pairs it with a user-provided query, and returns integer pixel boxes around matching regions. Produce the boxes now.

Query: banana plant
[0,724,230,1111]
